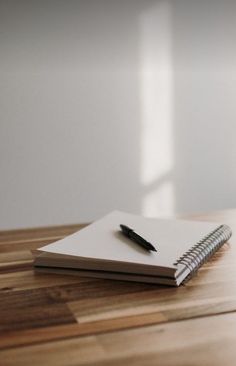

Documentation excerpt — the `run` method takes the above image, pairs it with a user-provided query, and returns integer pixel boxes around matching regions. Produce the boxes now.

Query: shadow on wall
[139,0,236,217]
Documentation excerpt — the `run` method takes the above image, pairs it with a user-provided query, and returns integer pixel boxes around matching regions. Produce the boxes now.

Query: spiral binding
[174,224,232,283]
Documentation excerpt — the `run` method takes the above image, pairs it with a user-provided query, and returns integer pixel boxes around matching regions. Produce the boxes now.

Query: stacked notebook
[34,211,232,286]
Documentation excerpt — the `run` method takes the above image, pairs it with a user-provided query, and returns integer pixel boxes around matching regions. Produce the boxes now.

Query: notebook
[34,210,232,286]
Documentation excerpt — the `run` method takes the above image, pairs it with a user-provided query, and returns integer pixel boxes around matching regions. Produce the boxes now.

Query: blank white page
[38,211,220,270]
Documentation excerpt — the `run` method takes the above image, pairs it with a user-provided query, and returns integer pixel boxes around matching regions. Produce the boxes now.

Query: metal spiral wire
[174,224,232,282]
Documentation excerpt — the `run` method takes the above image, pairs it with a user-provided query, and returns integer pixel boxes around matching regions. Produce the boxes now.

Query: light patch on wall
[143,181,174,217]
[140,1,174,217]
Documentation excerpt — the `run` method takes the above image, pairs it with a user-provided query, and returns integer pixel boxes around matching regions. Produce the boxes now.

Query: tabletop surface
[0,210,236,366]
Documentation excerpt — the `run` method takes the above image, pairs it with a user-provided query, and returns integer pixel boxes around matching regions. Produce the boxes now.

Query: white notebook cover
[35,210,223,282]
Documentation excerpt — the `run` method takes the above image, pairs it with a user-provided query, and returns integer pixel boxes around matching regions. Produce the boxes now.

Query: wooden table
[0,210,236,365]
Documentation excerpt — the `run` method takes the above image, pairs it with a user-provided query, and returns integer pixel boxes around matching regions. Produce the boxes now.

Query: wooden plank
[68,283,236,323]
[1,294,236,350]
[0,209,236,365]
[0,313,166,350]
[1,270,236,349]
[1,312,236,366]
[0,303,77,332]
[0,239,60,254]
[0,280,155,309]
[0,223,87,243]
[0,251,33,264]
[0,270,94,292]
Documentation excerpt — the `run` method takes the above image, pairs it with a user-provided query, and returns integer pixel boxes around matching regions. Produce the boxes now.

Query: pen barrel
[130,232,151,249]
[120,224,157,251]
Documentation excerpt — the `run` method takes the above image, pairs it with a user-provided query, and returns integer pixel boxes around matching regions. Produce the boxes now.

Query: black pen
[120,224,157,252]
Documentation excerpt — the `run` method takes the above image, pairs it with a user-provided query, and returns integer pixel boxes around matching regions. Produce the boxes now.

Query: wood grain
[1,312,236,366]
[0,210,235,365]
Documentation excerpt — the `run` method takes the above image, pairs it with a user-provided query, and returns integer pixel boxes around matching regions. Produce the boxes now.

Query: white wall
[0,0,236,229]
